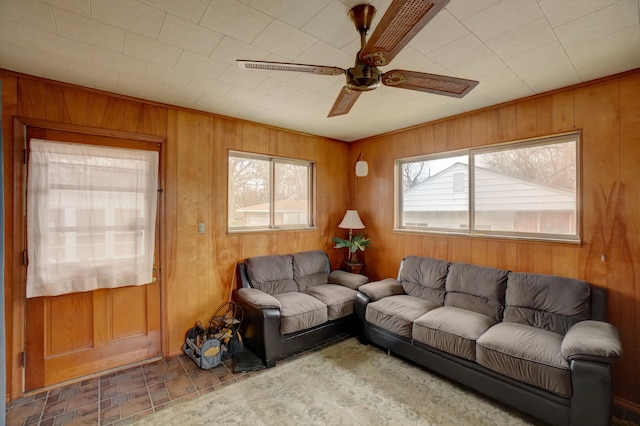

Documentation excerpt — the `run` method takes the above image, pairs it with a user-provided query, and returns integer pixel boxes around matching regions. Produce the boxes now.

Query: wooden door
[23,128,162,392]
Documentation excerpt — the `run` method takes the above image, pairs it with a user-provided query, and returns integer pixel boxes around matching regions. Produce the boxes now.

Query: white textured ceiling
[1,0,639,141]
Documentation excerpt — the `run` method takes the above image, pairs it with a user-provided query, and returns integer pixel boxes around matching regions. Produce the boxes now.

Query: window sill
[228,226,317,234]
[393,228,582,246]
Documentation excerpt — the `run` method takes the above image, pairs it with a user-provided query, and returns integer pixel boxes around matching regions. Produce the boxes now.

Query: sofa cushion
[273,292,328,334]
[413,306,496,361]
[328,269,369,290]
[444,263,508,322]
[476,322,571,397]
[365,295,439,339]
[246,254,297,295]
[306,284,357,320]
[505,272,590,335]
[398,256,449,305]
[293,250,330,292]
[359,278,404,301]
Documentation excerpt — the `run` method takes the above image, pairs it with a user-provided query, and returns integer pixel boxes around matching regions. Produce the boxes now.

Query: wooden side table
[342,261,364,274]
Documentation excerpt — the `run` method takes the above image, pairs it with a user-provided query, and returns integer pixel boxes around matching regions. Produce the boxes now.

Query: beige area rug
[134,338,539,426]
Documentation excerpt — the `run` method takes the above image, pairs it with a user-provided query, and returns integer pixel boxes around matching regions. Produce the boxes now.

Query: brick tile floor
[5,335,348,426]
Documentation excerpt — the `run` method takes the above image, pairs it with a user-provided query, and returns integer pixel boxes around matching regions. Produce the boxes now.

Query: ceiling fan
[237,0,479,117]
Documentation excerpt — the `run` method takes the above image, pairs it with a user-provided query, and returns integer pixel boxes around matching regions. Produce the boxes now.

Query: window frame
[228,150,315,232]
[395,132,581,244]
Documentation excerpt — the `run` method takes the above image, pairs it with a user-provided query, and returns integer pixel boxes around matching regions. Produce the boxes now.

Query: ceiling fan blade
[382,70,478,98]
[327,87,362,117]
[237,60,345,76]
[360,0,449,66]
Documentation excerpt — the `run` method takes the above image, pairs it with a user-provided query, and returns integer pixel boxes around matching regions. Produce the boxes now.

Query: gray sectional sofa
[355,256,623,426]
[233,250,369,367]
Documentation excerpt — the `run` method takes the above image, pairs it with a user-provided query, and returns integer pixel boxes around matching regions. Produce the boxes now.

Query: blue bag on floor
[183,327,222,369]
[183,302,244,369]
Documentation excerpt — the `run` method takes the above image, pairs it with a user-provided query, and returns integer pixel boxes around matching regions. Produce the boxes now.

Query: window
[228,151,314,231]
[27,139,159,298]
[453,173,465,192]
[397,133,579,242]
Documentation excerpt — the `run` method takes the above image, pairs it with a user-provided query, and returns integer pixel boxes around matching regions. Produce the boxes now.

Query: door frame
[9,116,167,398]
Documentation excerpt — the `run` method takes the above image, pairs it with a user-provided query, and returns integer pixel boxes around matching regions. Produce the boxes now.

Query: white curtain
[26,139,159,298]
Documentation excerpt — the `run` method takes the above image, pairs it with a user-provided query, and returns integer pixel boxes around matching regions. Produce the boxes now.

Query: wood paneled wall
[162,109,350,352]
[1,71,350,400]
[349,70,640,411]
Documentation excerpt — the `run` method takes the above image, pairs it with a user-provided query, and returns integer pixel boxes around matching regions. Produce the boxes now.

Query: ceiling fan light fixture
[346,65,382,91]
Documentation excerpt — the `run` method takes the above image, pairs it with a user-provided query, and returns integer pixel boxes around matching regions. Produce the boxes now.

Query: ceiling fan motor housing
[346,64,382,91]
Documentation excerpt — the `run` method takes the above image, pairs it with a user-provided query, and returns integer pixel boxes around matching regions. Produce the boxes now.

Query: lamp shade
[338,210,365,230]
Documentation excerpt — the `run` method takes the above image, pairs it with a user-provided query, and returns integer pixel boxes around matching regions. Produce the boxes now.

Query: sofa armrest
[235,288,281,310]
[358,278,404,301]
[232,289,281,368]
[328,269,369,290]
[561,320,623,363]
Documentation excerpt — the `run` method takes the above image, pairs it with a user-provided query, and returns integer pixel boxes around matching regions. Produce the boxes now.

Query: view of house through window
[397,133,579,242]
[228,151,313,230]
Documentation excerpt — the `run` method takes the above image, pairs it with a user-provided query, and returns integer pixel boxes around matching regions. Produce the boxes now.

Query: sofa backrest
[445,263,508,322]
[398,256,449,306]
[293,250,330,292]
[245,254,297,295]
[504,272,590,335]
[591,286,607,321]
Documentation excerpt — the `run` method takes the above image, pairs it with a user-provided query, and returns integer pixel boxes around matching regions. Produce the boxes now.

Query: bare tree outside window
[275,162,308,201]
[402,156,466,190]
[402,161,428,190]
[230,157,268,200]
[475,142,576,190]
[274,162,310,226]
[474,138,577,236]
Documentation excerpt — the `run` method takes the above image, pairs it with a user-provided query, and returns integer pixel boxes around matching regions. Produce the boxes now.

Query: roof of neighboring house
[237,198,308,213]
[403,163,575,212]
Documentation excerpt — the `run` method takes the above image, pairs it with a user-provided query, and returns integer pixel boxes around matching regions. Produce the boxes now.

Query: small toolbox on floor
[183,302,244,369]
